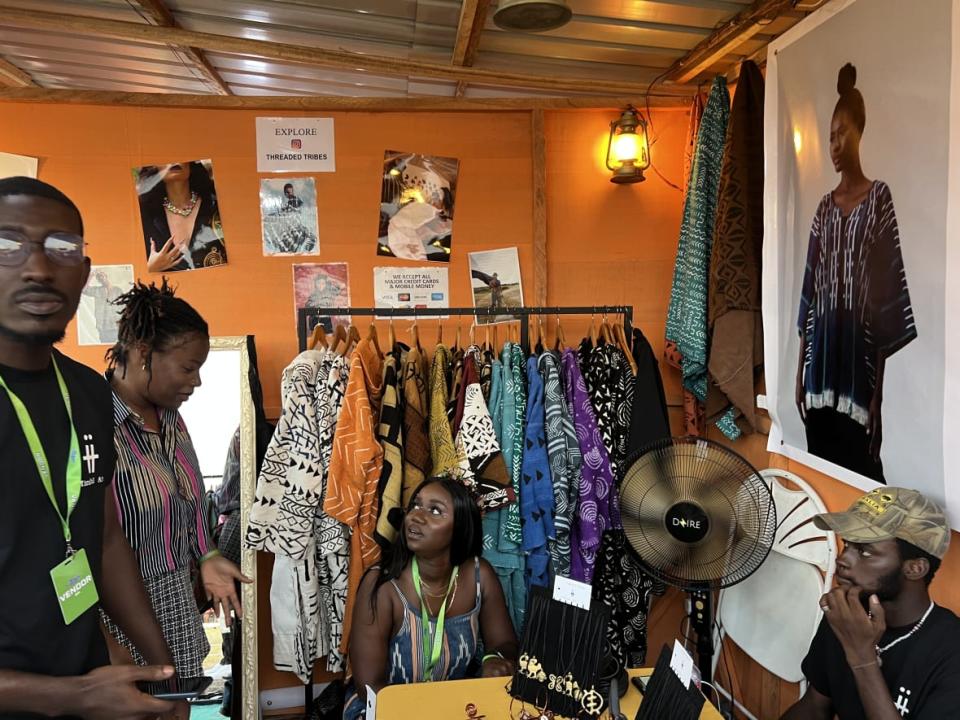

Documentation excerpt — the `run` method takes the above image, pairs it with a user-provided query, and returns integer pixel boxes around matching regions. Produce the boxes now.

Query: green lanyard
[0,357,81,556]
[411,557,459,681]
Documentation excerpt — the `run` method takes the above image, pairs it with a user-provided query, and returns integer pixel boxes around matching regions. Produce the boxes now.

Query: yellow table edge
[376,668,724,719]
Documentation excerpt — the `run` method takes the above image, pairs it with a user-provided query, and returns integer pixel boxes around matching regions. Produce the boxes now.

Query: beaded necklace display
[875,601,934,666]
[163,191,199,217]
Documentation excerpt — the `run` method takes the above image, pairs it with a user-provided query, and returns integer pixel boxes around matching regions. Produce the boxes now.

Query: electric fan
[619,436,776,684]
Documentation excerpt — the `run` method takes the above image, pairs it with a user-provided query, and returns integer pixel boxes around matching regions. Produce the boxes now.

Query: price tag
[553,575,591,610]
[670,640,694,689]
[365,684,377,718]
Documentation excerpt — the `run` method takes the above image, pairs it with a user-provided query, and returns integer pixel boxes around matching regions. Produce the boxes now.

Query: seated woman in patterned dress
[344,477,518,719]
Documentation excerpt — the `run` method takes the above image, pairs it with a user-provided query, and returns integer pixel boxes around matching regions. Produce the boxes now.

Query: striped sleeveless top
[343,558,482,719]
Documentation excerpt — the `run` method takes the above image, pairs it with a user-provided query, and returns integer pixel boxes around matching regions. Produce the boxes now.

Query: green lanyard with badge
[412,557,459,681]
[0,357,99,625]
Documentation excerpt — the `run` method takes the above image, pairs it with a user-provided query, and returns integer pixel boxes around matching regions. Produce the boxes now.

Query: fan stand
[687,587,714,686]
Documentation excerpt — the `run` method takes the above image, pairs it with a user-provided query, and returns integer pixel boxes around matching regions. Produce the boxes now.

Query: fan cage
[619,437,776,591]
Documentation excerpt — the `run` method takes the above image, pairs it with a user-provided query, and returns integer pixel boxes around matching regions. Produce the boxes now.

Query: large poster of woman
[133,159,227,273]
[763,0,958,523]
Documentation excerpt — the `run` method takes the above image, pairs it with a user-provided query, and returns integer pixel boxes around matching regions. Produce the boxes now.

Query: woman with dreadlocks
[101,278,250,677]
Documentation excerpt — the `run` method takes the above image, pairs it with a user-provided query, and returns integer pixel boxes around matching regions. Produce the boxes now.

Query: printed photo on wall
[77,264,134,346]
[376,150,458,262]
[293,262,350,337]
[133,159,227,273]
[468,247,523,325]
[763,0,958,522]
[259,177,319,256]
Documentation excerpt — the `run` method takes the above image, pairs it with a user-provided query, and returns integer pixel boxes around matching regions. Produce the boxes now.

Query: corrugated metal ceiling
[0,0,809,98]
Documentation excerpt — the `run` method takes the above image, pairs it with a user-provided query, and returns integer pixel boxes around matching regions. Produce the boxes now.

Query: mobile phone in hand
[137,675,212,700]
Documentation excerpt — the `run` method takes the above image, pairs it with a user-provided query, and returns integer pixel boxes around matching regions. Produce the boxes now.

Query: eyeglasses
[0,230,86,268]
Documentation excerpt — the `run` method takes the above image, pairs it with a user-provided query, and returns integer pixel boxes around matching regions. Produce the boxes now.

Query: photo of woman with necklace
[134,159,228,273]
[344,477,518,719]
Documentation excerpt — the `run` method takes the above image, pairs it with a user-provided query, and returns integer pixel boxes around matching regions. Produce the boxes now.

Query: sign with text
[374,266,448,318]
[255,117,336,173]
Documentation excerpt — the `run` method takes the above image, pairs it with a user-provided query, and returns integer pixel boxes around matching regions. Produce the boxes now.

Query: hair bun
[837,62,857,95]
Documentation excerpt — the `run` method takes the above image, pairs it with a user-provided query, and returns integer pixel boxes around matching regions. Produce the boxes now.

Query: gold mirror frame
[207,336,258,717]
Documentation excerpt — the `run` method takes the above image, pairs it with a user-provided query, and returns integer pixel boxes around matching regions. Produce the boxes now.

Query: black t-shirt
[801,605,960,719]
[0,351,115,719]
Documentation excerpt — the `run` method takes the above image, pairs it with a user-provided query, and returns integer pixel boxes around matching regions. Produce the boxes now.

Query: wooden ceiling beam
[0,5,679,97]
[662,0,794,84]
[0,56,35,87]
[0,87,692,111]
[133,0,231,95]
[451,0,491,98]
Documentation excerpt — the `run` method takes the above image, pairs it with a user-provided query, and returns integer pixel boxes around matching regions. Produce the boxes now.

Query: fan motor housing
[493,0,573,32]
[665,502,710,544]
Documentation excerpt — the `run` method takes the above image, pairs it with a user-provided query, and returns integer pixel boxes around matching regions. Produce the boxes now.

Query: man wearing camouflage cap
[782,487,960,719]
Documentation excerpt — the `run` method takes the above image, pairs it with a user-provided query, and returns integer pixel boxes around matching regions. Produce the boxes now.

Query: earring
[141,363,147,371]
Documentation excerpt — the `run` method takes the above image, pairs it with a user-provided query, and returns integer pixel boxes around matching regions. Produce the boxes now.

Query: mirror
[178,336,258,718]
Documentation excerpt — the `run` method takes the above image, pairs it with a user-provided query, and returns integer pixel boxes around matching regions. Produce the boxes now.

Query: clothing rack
[295,303,632,711]
[297,305,634,353]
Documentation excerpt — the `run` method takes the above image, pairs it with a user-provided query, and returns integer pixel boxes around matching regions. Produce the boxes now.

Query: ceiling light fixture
[492,0,572,32]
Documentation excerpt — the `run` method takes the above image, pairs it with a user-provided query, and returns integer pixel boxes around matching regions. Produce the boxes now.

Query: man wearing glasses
[0,177,181,719]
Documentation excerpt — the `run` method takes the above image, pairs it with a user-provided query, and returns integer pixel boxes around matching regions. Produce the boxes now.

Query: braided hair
[105,277,208,378]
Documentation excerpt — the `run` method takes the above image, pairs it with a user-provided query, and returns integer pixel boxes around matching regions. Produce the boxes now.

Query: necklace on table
[875,601,934,666]
[163,191,199,217]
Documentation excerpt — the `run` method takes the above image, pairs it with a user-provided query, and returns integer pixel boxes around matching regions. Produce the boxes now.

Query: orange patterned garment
[323,337,384,652]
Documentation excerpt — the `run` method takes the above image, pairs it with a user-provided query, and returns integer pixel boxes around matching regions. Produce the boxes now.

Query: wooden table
[377,668,724,719]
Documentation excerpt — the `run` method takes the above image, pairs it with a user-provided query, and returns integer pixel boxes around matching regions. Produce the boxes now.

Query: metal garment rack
[295,304,631,710]
[297,305,634,352]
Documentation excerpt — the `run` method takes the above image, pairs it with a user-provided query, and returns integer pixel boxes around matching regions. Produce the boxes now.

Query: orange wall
[4,99,960,712]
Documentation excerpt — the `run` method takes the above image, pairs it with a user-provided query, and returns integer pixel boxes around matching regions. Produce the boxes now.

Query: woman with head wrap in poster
[795,63,917,484]
[136,160,227,273]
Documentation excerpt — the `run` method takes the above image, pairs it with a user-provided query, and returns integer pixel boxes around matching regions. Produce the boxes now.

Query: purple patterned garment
[561,349,620,583]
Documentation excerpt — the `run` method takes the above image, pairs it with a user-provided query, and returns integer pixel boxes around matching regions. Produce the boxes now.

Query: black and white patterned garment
[103,567,209,677]
[591,530,663,669]
[578,339,632,484]
[272,353,351,681]
[245,350,331,558]
[455,347,514,511]
[313,354,351,673]
[538,351,581,577]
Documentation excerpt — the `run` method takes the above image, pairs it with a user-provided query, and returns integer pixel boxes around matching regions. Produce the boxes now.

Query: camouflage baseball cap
[813,487,950,559]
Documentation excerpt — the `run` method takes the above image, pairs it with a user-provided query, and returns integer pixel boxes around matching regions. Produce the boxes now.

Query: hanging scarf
[664,76,740,440]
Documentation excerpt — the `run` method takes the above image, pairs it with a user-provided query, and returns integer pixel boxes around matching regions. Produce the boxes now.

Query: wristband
[199,549,222,564]
[850,660,877,671]
[482,652,505,664]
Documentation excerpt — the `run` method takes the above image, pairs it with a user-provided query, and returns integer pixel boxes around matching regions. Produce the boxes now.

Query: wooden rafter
[133,0,231,95]
[662,0,794,84]
[0,56,35,87]
[0,6,681,97]
[451,0,491,98]
[0,88,692,110]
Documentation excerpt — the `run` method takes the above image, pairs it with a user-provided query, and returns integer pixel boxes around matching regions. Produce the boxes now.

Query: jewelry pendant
[580,686,604,716]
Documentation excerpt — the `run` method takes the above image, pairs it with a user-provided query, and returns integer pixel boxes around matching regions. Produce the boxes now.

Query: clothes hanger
[340,323,361,357]
[411,309,422,354]
[308,323,328,351]
[554,308,566,352]
[454,313,462,351]
[599,309,612,344]
[388,315,396,351]
[535,313,546,355]
[589,308,598,344]
[613,312,638,375]
[330,323,348,354]
[367,321,382,357]
[437,314,443,346]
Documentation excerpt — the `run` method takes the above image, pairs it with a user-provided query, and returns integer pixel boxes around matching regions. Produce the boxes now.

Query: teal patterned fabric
[665,76,740,440]
[483,352,525,633]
